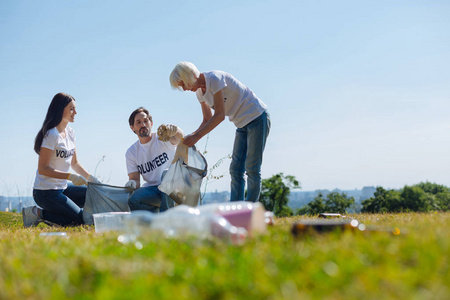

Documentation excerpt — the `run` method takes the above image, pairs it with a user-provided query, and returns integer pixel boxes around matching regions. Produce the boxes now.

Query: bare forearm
[193,119,208,135]
[38,166,71,180]
[169,127,185,145]
[71,163,90,178]
[194,113,225,139]
[184,91,225,147]
[128,172,141,188]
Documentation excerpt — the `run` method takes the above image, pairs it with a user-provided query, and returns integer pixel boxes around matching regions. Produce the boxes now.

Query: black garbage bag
[83,183,133,225]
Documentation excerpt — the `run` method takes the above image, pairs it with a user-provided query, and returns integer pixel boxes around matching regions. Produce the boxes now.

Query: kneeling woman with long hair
[22,93,98,227]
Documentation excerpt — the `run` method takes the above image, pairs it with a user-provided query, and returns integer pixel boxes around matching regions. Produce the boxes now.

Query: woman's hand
[183,133,201,147]
[87,174,100,183]
[68,174,87,186]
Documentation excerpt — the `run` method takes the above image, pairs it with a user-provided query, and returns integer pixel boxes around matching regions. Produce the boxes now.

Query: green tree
[401,185,437,212]
[277,206,294,217]
[301,192,354,215]
[296,206,309,215]
[362,183,450,213]
[436,192,450,211]
[259,173,300,216]
[362,187,402,213]
[324,191,355,214]
[304,194,325,215]
[362,187,385,213]
[385,189,404,212]
[415,182,449,195]
[406,182,449,211]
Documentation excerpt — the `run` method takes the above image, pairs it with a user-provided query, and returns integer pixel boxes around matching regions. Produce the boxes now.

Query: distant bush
[362,182,450,213]
[297,191,355,215]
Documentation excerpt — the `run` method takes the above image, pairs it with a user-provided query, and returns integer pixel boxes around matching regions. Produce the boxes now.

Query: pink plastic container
[199,201,267,236]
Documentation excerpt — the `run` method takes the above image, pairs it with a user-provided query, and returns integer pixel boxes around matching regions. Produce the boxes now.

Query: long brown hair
[34,93,75,154]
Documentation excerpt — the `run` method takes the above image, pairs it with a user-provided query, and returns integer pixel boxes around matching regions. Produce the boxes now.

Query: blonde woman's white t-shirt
[34,127,76,190]
[125,132,176,187]
[196,71,267,128]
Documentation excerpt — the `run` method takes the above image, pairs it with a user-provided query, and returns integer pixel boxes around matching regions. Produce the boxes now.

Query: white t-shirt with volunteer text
[196,71,267,128]
[126,132,176,187]
[34,127,76,190]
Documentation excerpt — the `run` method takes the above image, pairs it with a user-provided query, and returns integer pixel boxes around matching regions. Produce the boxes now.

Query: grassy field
[0,211,448,300]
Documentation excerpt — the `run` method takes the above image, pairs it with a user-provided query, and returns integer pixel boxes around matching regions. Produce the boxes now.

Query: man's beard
[138,128,150,138]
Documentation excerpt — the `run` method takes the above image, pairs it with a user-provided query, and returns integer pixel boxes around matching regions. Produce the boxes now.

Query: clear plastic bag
[83,183,133,225]
[158,144,207,207]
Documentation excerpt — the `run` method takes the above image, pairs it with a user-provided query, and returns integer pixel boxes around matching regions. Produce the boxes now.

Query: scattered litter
[93,212,131,233]
[198,201,268,236]
[39,232,68,238]
[292,219,362,236]
[292,219,405,236]
[118,205,248,246]
[264,211,275,226]
[319,213,346,218]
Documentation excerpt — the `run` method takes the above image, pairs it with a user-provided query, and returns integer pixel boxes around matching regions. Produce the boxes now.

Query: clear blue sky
[1,0,449,197]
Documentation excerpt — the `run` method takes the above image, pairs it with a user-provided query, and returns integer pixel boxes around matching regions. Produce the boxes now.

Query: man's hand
[68,174,87,186]
[125,180,137,189]
[157,124,178,142]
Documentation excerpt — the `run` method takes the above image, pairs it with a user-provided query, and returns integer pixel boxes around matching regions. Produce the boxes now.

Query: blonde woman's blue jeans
[230,111,271,202]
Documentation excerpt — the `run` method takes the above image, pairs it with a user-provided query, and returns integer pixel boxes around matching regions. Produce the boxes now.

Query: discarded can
[292,219,364,236]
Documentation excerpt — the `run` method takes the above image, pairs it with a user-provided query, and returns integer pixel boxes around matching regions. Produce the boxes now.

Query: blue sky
[1,0,449,197]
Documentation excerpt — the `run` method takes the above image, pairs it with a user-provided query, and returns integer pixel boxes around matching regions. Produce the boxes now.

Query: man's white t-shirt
[196,71,267,128]
[34,127,76,190]
[126,132,176,187]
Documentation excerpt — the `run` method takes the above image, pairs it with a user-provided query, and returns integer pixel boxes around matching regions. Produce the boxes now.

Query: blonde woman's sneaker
[22,206,41,228]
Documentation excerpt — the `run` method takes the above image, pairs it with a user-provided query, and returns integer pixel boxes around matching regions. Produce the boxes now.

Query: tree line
[361,182,450,213]
[259,173,450,216]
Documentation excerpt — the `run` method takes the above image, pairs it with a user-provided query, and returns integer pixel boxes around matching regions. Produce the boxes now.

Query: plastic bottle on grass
[40,232,69,238]
[264,211,274,225]
[198,201,267,236]
[118,205,247,245]
[318,213,345,219]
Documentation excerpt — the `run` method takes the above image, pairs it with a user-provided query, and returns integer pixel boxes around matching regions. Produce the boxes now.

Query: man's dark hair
[128,107,152,126]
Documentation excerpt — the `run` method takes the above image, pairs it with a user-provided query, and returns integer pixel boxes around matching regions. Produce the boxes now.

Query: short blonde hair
[169,61,200,90]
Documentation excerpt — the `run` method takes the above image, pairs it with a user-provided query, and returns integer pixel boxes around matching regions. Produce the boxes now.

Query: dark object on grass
[318,213,345,218]
[292,219,363,236]
[292,219,405,237]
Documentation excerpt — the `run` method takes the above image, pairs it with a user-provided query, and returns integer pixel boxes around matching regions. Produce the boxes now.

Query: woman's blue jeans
[230,111,271,202]
[33,184,87,226]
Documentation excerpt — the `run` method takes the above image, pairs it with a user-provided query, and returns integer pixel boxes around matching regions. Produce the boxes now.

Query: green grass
[0,211,449,300]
